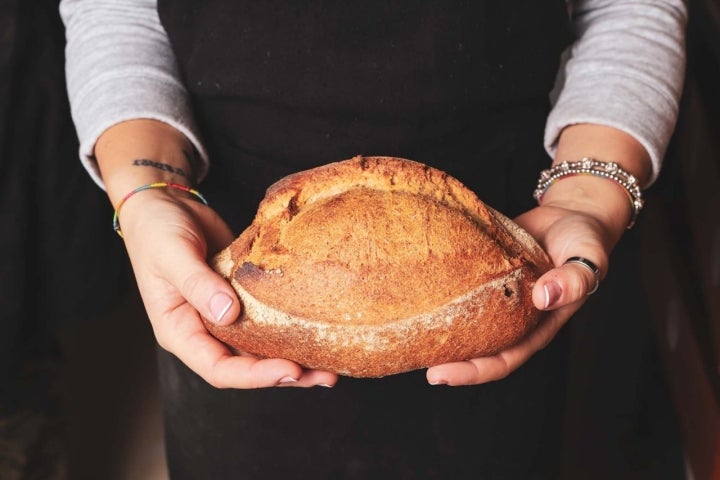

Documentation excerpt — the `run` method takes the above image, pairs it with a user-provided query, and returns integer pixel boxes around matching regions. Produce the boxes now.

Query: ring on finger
[563,256,600,295]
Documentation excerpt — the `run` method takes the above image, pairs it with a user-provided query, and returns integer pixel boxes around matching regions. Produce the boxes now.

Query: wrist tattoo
[182,147,202,180]
[132,159,188,179]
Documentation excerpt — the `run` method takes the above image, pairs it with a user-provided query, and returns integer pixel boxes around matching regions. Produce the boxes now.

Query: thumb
[165,248,242,325]
[533,256,602,310]
[173,203,241,325]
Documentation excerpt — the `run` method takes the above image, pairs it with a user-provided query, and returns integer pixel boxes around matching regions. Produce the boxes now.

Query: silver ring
[564,256,600,295]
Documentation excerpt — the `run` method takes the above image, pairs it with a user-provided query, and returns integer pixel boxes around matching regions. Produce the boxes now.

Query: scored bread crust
[204,156,551,377]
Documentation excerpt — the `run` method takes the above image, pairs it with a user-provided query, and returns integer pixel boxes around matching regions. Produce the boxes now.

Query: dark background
[1,0,718,479]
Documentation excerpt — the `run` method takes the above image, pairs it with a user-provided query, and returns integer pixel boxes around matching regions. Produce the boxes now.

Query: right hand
[97,119,338,389]
[117,187,339,389]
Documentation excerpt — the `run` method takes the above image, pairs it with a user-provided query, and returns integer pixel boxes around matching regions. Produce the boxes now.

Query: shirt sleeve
[544,0,688,186]
[60,0,209,188]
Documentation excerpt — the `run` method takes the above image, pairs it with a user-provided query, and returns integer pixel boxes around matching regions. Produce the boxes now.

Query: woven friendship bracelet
[112,182,208,238]
[533,157,644,229]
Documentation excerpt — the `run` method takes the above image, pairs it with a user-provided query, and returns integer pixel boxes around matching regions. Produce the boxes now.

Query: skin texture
[96,119,650,388]
[425,123,651,386]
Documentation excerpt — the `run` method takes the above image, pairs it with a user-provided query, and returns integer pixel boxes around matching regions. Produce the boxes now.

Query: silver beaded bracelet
[532,157,644,229]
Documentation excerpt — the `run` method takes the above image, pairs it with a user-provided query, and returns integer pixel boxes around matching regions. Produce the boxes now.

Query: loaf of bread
[204,156,551,377]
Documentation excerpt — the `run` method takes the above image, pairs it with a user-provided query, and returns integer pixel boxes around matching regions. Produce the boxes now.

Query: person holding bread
[61,1,687,478]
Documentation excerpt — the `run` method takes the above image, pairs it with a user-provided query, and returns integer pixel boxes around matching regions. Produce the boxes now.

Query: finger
[426,307,569,386]
[532,258,601,311]
[233,349,339,388]
[190,202,236,256]
[158,304,313,388]
[156,237,242,326]
[427,357,513,386]
[279,369,340,388]
[157,303,339,388]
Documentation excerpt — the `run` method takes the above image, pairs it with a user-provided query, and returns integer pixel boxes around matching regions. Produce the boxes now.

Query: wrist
[554,124,652,189]
[541,123,652,237]
[535,158,643,228]
[113,184,208,239]
[95,119,198,206]
[538,173,632,241]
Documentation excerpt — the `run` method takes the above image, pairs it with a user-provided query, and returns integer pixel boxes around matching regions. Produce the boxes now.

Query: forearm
[540,0,686,248]
[545,0,687,185]
[540,123,650,251]
[60,0,208,188]
[95,119,197,207]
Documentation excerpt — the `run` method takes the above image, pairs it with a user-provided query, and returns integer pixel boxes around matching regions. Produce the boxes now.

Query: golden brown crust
[205,156,551,377]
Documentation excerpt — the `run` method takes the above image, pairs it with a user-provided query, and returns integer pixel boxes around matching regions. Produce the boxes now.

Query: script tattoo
[182,147,202,180]
[132,159,188,179]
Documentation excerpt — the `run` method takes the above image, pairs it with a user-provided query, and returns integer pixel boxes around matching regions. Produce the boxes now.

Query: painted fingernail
[210,293,233,323]
[543,281,562,309]
[278,376,298,384]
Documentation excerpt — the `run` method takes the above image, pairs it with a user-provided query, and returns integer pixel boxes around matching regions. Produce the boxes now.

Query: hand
[425,203,609,386]
[95,119,337,389]
[118,187,339,389]
[425,123,650,386]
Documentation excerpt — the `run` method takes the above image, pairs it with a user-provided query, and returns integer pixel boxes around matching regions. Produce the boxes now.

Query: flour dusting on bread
[204,156,550,377]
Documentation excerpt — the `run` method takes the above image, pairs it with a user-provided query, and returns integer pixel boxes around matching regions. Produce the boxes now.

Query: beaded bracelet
[532,157,644,229]
[112,182,208,238]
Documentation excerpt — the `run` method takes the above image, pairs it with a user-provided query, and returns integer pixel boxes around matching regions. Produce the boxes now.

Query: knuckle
[208,378,229,389]
[153,331,173,352]
[563,271,590,299]
[535,332,554,352]
[156,337,171,352]
[497,362,513,380]
[203,370,230,389]
[180,270,206,299]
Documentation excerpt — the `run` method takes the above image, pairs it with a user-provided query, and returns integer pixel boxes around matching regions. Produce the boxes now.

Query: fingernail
[429,379,447,386]
[543,281,562,309]
[278,376,298,384]
[318,383,334,388]
[210,292,233,323]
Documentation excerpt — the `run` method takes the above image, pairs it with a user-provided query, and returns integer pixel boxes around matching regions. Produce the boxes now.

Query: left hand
[425,202,610,386]
[426,124,650,386]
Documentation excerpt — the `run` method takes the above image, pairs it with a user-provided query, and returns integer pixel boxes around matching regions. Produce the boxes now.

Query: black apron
[158,2,573,478]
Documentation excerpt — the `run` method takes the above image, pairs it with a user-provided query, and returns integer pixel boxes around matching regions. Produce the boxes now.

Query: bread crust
[204,156,551,377]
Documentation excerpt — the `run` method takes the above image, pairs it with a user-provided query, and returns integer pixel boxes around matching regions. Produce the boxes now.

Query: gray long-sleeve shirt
[60,0,687,188]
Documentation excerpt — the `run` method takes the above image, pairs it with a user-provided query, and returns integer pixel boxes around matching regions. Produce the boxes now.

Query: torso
[156,3,572,478]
